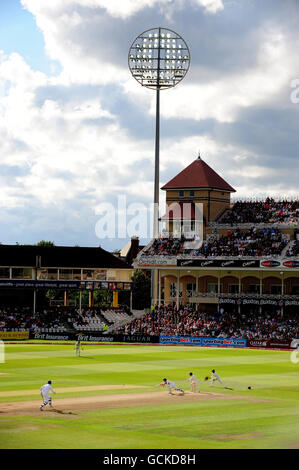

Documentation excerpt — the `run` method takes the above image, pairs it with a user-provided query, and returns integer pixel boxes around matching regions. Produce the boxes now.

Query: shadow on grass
[49,409,77,415]
[76,356,94,360]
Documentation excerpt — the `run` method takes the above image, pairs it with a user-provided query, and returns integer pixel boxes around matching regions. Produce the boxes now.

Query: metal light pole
[128,27,190,303]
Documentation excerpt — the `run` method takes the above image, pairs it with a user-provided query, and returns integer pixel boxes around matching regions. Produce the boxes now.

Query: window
[38,269,48,280]
[59,269,73,280]
[186,283,196,297]
[23,268,33,279]
[270,285,282,295]
[73,269,81,280]
[291,285,299,295]
[228,284,239,294]
[170,283,177,298]
[207,283,218,294]
[48,269,58,280]
[94,270,106,280]
[189,190,194,197]
[179,190,184,197]
[12,268,24,279]
[170,282,182,298]
[106,270,116,281]
[0,268,9,278]
[248,284,260,294]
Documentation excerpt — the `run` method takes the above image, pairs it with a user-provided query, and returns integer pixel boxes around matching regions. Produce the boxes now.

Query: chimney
[126,236,139,265]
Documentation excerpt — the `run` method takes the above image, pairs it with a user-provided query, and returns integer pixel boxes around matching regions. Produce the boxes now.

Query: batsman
[187,372,200,393]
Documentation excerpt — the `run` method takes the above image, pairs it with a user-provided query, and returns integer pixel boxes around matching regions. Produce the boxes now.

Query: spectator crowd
[115,305,299,341]
[220,198,299,225]
[144,228,289,258]
[189,227,288,258]
[145,237,185,256]
[0,306,107,331]
[286,240,299,257]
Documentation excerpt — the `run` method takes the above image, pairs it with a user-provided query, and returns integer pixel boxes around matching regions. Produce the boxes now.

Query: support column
[260,275,263,315]
[151,270,158,306]
[196,276,199,311]
[89,290,94,308]
[217,272,221,311]
[130,290,133,312]
[281,272,284,318]
[79,290,82,314]
[64,291,69,307]
[33,290,36,315]
[158,270,161,307]
[112,291,118,308]
[176,271,180,309]
[238,274,241,314]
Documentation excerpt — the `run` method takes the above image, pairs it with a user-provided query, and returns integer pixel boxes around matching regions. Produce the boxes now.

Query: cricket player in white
[210,369,225,387]
[75,340,82,357]
[40,380,56,410]
[160,378,184,395]
[187,372,200,393]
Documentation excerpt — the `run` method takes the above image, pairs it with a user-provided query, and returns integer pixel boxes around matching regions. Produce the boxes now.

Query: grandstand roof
[161,157,236,192]
[0,244,132,269]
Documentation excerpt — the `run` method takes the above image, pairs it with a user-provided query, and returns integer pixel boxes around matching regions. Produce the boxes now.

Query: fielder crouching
[159,378,184,395]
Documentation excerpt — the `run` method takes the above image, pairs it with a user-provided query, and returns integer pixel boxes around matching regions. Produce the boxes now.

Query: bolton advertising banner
[219,297,299,306]
[159,335,247,347]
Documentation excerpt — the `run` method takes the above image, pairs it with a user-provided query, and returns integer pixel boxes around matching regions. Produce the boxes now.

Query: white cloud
[21,0,223,20]
[149,29,296,123]
[0,51,156,210]
[0,0,297,247]
[193,0,224,14]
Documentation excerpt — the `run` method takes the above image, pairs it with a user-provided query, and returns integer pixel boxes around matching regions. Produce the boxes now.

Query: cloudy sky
[0,0,299,250]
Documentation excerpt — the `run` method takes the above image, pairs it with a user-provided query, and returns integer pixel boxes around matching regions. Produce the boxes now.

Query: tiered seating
[286,240,299,257]
[219,198,299,225]
[73,315,105,332]
[140,228,289,259]
[186,228,288,258]
[114,306,299,341]
[144,237,185,256]
[100,309,132,325]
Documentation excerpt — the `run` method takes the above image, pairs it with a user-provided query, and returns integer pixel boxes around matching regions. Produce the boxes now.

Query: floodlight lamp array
[128,27,190,90]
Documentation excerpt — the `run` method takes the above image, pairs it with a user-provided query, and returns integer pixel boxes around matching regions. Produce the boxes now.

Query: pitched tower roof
[161,156,236,192]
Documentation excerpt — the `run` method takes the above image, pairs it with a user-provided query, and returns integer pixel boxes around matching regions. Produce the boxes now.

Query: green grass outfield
[0,341,298,449]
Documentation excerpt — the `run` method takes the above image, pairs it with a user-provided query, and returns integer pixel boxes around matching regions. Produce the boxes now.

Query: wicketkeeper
[210,369,225,387]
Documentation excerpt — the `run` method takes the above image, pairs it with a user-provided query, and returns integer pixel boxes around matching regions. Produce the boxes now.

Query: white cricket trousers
[41,394,52,407]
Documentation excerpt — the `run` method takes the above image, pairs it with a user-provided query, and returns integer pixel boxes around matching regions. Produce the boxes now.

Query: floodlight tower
[128,27,190,239]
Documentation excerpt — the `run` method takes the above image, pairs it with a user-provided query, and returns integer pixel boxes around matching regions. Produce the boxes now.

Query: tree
[131,270,151,310]
[36,240,55,246]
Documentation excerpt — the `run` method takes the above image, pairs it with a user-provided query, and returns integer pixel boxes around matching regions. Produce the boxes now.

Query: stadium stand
[0,306,131,333]
[218,198,299,225]
[114,306,299,341]
[145,228,289,258]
